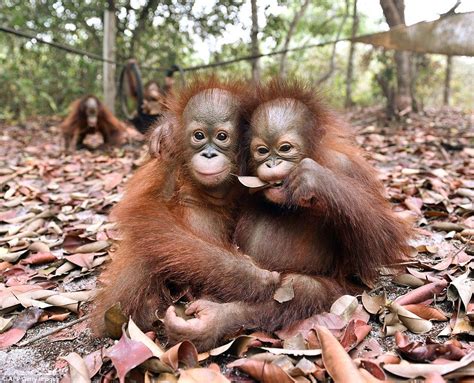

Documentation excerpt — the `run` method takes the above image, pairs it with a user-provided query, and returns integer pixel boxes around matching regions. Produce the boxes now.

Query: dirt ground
[0,107,472,381]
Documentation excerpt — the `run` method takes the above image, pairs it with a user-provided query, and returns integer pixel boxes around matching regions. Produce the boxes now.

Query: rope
[0,24,355,72]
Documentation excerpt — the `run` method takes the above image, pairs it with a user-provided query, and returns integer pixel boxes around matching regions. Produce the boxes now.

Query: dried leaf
[237,176,268,188]
[103,172,124,191]
[361,292,386,315]
[228,358,296,383]
[340,319,372,351]
[61,352,91,383]
[104,303,128,339]
[128,317,164,358]
[395,280,448,306]
[0,307,43,349]
[259,347,322,356]
[384,353,474,378]
[21,251,57,265]
[330,295,358,321]
[74,240,110,253]
[161,341,198,370]
[276,312,345,340]
[388,302,433,334]
[209,335,255,357]
[403,304,448,321]
[273,278,294,303]
[105,329,153,383]
[315,325,366,383]
[447,271,473,310]
[178,368,230,383]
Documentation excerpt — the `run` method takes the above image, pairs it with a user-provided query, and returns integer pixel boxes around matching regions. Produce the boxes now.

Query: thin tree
[443,55,453,106]
[103,0,117,113]
[316,0,350,85]
[345,0,358,108]
[379,0,412,113]
[279,0,311,78]
[250,0,261,82]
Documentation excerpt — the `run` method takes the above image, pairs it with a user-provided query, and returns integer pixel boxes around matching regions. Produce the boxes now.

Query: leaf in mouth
[237,176,268,189]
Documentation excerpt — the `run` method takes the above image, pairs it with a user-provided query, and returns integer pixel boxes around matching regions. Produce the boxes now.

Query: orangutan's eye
[194,131,205,140]
[216,132,228,141]
[279,144,292,152]
[257,146,269,155]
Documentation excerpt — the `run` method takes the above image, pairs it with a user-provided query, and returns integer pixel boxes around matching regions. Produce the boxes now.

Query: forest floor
[0,107,472,382]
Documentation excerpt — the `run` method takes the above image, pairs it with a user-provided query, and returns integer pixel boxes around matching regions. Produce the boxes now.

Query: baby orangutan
[93,78,280,335]
[163,79,411,351]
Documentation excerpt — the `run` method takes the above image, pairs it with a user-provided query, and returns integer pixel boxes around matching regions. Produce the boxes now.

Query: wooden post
[345,0,358,108]
[443,55,452,106]
[103,0,116,113]
[250,0,260,83]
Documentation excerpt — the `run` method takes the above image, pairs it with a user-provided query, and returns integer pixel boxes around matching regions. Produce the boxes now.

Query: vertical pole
[443,55,452,106]
[345,0,358,108]
[103,0,116,113]
[250,0,260,83]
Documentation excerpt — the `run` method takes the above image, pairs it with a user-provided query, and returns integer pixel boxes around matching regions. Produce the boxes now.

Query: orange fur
[60,95,125,151]
[93,78,278,334]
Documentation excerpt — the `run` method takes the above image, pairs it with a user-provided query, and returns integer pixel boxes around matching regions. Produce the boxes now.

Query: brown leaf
[105,329,153,383]
[103,172,124,191]
[340,320,372,351]
[0,307,43,349]
[388,302,433,334]
[395,280,448,306]
[63,233,91,252]
[21,251,57,265]
[430,222,465,232]
[384,353,474,378]
[64,253,95,269]
[178,368,230,383]
[403,304,448,321]
[228,358,296,383]
[104,303,128,340]
[209,335,255,357]
[128,318,164,358]
[161,341,198,370]
[276,312,345,340]
[359,360,386,381]
[361,292,386,315]
[330,295,358,321]
[404,196,423,215]
[315,325,366,383]
[74,240,110,253]
[61,352,91,383]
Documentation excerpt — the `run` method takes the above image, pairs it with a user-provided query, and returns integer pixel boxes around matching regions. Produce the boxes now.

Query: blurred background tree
[0,0,472,120]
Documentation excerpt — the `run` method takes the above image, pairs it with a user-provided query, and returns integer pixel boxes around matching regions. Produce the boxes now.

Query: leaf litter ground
[0,108,472,382]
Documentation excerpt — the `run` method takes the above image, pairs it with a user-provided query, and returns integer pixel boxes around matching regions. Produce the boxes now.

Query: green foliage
[0,0,472,120]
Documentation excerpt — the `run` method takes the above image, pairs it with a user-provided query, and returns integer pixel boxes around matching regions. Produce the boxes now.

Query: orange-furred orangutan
[93,78,280,337]
[61,95,126,152]
[163,79,411,351]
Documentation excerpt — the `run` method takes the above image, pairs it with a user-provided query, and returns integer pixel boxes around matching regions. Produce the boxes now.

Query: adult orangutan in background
[93,78,280,335]
[163,79,412,351]
[61,95,126,152]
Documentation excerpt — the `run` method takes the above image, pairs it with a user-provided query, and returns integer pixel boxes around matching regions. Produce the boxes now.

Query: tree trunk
[380,0,413,113]
[279,0,311,78]
[345,0,358,108]
[315,0,350,86]
[250,0,261,82]
[103,0,117,113]
[443,55,452,106]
